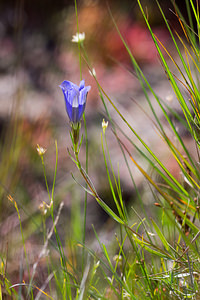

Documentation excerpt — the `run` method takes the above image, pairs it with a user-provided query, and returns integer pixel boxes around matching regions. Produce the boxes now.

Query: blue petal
[71,107,79,123]
[78,103,86,121]
[71,106,81,123]
[78,86,91,105]
[59,80,79,106]
[59,80,79,93]
[65,99,73,122]
[79,80,85,90]
[60,79,91,123]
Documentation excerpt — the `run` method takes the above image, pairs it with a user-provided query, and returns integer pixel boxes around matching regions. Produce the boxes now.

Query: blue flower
[59,80,91,124]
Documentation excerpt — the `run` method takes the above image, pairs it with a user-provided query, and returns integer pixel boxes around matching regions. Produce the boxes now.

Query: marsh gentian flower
[59,79,91,153]
[59,80,91,125]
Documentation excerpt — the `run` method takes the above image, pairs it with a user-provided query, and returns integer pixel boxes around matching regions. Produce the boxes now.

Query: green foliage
[2,0,200,299]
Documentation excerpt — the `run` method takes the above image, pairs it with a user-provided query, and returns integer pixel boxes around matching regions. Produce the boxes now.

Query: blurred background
[0,0,191,291]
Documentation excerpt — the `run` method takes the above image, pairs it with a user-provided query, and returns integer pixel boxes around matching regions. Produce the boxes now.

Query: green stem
[51,140,58,208]
[82,114,88,273]
[74,0,87,275]
[41,156,51,203]
[14,201,33,298]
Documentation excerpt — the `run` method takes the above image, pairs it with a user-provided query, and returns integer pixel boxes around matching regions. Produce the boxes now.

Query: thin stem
[12,200,33,298]
[51,140,58,210]
[82,114,88,273]
[74,0,87,274]
[41,156,51,203]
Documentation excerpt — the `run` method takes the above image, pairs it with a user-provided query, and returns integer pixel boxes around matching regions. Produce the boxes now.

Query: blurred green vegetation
[0,0,200,298]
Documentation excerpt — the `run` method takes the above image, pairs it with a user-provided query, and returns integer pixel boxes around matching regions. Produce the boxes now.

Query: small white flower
[166,94,173,102]
[95,260,100,268]
[123,290,131,298]
[113,254,122,262]
[102,119,108,133]
[39,202,48,215]
[72,32,85,43]
[147,232,156,236]
[36,144,47,156]
[89,68,96,77]
[93,260,100,275]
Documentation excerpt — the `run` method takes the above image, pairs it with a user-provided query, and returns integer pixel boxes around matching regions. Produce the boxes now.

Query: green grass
[1,0,200,299]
